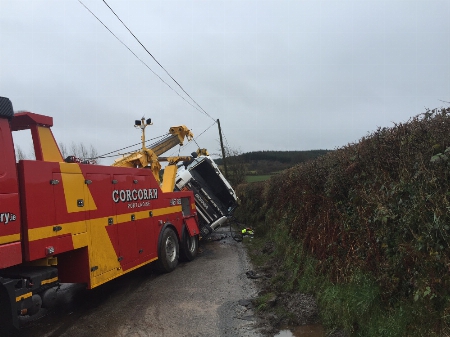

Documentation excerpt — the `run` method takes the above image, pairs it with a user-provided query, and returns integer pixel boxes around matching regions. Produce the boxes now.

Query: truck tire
[157,227,179,273]
[180,229,199,262]
[27,294,42,316]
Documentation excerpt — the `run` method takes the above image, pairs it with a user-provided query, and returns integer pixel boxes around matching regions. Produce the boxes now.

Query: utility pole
[217,119,229,179]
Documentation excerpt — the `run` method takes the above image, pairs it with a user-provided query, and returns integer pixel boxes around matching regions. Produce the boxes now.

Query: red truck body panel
[16,159,196,288]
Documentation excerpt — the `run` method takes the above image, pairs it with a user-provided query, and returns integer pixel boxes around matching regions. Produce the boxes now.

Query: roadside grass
[244,236,270,267]
[244,222,446,337]
[275,229,424,337]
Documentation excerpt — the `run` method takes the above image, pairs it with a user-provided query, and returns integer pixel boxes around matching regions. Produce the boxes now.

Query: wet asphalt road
[19,228,261,337]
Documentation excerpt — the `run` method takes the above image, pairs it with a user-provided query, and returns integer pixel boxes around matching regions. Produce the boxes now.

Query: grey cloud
[1,0,449,162]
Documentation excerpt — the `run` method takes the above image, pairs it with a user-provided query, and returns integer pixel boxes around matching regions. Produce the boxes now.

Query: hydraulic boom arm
[149,126,193,156]
[111,119,194,185]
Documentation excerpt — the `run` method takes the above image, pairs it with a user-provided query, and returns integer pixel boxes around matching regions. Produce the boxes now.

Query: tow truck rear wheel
[180,229,199,262]
[156,227,179,273]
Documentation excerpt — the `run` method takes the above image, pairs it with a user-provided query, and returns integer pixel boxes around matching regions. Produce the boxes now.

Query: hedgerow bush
[236,107,450,335]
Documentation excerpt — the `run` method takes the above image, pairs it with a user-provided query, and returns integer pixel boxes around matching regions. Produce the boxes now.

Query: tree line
[217,149,330,186]
[15,142,99,163]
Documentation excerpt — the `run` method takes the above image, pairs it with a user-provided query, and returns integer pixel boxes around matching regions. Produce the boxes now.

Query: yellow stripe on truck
[116,205,181,223]
[72,232,88,249]
[27,206,182,242]
[90,257,158,289]
[59,163,97,213]
[0,233,20,245]
[16,292,32,302]
[27,220,86,241]
[151,205,182,217]
[27,205,181,244]
[88,217,122,281]
[37,126,64,162]
[41,276,58,285]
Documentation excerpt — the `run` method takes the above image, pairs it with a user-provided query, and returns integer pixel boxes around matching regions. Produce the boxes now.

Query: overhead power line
[101,0,215,123]
[195,120,218,140]
[77,0,215,121]
[77,0,229,158]
[97,134,167,159]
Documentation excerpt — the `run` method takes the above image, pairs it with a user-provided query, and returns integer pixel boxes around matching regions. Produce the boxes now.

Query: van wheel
[180,229,199,262]
[157,227,179,273]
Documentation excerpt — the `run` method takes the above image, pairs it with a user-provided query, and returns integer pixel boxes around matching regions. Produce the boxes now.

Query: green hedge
[235,108,450,335]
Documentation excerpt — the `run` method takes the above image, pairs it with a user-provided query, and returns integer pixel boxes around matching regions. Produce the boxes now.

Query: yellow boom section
[111,148,162,182]
[111,123,193,185]
[149,125,194,156]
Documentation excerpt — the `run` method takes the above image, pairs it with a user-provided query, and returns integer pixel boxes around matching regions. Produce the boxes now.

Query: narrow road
[19,228,261,337]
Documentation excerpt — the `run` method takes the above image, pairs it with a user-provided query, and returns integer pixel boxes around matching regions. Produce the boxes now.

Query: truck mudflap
[184,216,200,237]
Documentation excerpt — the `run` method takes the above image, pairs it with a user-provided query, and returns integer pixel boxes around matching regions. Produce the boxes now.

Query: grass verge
[244,223,448,337]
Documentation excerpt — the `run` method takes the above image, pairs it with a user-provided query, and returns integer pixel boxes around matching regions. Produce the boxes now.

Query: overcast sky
[1,0,449,163]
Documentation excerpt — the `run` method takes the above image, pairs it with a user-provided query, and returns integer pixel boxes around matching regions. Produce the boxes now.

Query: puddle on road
[275,325,325,337]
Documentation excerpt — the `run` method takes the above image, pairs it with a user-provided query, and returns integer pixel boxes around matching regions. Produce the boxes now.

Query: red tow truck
[0,96,203,333]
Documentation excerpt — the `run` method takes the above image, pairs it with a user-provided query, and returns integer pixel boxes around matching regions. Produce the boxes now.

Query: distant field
[245,175,272,183]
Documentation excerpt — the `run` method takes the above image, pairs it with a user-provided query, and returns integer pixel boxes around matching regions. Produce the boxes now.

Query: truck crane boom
[111,118,194,188]
[149,125,193,156]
